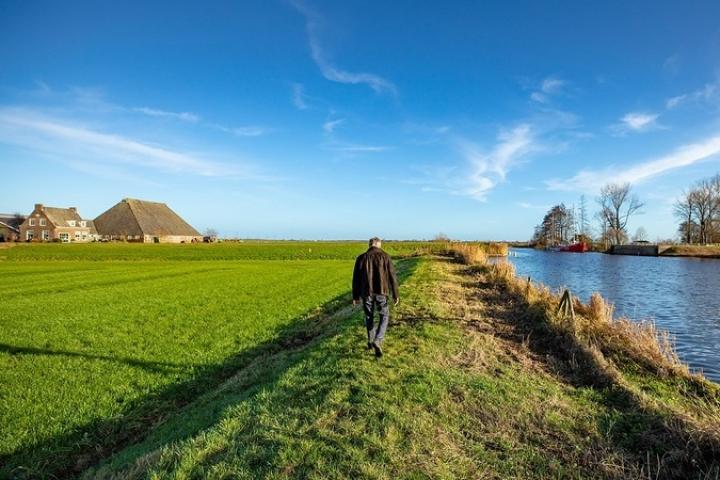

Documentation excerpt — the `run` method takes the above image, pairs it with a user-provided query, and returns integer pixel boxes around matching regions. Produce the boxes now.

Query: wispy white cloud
[133,104,268,137]
[662,54,680,75]
[530,92,548,103]
[456,124,537,200]
[401,122,452,145]
[229,126,269,137]
[329,143,392,153]
[665,82,718,109]
[289,0,397,95]
[211,124,270,137]
[323,118,344,133]
[541,77,565,94]
[132,107,200,123]
[291,83,309,110]
[0,108,259,178]
[666,95,687,109]
[33,80,51,94]
[611,112,661,135]
[546,135,720,192]
[517,201,550,210]
[13,83,268,139]
[621,112,659,130]
[530,76,566,103]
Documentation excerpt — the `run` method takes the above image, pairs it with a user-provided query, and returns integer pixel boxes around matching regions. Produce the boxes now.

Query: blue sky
[1,0,720,240]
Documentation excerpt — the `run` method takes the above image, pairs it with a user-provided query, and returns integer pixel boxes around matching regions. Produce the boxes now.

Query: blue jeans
[363,294,390,345]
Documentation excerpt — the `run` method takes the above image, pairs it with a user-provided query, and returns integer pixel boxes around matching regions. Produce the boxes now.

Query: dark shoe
[367,342,373,350]
[372,342,383,358]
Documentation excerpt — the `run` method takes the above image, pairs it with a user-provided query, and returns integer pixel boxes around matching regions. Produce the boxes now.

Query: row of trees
[674,174,720,244]
[532,204,576,245]
[534,174,720,247]
[533,182,644,247]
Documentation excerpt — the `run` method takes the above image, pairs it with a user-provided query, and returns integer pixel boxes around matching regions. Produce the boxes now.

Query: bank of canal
[508,248,720,382]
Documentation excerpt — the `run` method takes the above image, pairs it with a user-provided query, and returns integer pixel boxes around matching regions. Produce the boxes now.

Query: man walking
[352,237,399,358]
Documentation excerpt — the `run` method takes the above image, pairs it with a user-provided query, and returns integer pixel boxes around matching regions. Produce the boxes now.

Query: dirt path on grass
[431,257,559,379]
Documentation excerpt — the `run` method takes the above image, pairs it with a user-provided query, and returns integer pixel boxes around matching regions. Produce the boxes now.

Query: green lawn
[1,241,439,262]
[84,256,719,480]
[3,243,717,479]
[0,247,367,476]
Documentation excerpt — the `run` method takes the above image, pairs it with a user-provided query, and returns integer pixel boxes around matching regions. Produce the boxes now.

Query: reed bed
[446,242,507,264]
[449,243,691,378]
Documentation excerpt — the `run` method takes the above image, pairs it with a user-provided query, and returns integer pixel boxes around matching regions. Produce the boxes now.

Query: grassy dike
[82,252,720,479]
[660,244,720,259]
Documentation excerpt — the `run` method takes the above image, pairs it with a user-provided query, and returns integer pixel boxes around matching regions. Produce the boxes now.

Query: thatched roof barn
[94,198,201,243]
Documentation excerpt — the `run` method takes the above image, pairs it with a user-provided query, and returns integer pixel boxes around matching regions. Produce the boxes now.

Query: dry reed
[447,243,691,378]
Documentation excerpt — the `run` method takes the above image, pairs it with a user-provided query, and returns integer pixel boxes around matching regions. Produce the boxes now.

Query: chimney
[35,203,43,211]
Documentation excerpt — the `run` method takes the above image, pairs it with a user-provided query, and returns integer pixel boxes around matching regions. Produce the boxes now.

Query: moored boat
[559,241,589,253]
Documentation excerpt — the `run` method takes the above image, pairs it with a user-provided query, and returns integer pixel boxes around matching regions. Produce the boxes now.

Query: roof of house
[42,207,84,227]
[94,198,200,237]
[0,214,24,231]
[0,220,20,233]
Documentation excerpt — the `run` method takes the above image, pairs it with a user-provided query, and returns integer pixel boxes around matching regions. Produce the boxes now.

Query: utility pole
[579,195,589,237]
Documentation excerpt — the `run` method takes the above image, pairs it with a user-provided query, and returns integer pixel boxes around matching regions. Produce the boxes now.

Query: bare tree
[597,182,644,245]
[690,184,713,244]
[708,174,720,242]
[674,190,696,244]
[675,174,720,244]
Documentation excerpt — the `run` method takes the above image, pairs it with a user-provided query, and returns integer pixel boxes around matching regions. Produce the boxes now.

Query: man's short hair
[369,237,382,247]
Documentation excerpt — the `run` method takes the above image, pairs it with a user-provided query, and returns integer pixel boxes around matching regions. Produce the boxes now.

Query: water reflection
[508,248,720,382]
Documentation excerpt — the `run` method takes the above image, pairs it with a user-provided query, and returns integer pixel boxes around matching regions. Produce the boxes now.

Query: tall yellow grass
[446,242,507,264]
[448,244,690,378]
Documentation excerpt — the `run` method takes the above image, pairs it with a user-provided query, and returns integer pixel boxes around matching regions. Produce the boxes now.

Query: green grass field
[2,243,404,477]
[2,242,718,479]
[0,241,437,262]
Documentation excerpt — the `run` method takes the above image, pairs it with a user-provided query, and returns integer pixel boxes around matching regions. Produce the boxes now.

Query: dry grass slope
[449,243,720,478]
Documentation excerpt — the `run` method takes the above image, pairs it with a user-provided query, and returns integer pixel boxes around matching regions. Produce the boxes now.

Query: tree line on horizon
[532,182,646,248]
[531,175,720,248]
[674,173,720,244]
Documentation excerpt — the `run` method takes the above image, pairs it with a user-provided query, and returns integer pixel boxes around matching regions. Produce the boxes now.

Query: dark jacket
[352,247,399,301]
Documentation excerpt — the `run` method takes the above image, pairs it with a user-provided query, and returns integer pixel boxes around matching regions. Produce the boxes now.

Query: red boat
[559,241,589,253]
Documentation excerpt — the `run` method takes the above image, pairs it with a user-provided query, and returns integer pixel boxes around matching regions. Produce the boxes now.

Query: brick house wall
[20,204,92,242]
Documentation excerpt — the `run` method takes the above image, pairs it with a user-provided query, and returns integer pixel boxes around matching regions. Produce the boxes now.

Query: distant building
[85,219,99,241]
[0,213,24,242]
[19,204,94,242]
[94,198,202,243]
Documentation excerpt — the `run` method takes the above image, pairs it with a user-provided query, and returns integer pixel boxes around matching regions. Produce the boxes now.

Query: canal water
[508,248,720,382]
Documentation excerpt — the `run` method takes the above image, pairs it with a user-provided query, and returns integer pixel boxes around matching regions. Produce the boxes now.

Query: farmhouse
[94,198,202,243]
[19,204,94,242]
[0,214,24,242]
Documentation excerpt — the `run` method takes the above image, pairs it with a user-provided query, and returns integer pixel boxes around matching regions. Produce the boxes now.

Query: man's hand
[394,297,400,306]
[352,299,359,306]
